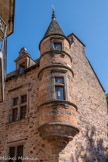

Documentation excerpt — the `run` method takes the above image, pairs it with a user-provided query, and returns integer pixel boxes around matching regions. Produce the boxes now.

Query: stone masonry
[0,12,108,162]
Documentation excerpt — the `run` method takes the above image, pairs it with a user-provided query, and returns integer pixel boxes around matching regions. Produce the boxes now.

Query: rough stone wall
[0,67,60,162]
[0,34,107,162]
[58,35,108,162]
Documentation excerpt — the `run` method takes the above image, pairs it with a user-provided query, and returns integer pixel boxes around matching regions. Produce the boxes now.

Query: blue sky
[7,0,108,92]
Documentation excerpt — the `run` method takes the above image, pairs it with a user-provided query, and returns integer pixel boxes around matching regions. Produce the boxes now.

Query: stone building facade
[0,11,108,162]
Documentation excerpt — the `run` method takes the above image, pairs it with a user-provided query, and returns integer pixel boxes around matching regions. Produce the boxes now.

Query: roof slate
[44,19,65,38]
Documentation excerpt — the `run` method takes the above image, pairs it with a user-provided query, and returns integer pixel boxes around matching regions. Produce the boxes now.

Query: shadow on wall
[75,126,108,162]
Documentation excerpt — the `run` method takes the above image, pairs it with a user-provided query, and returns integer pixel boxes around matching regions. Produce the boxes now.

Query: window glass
[13,97,18,106]
[8,146,23,162]
[9,147,15,162]
[54,43,62,50]
[19,63,25,74]
[19,67,25,74]
[55,78,64,84]
[12,108,18,121]
[21,95,27,104]
[10,94,27,122]
[16,145,23,162]
[20,106,26,119]
[55,86,64,100]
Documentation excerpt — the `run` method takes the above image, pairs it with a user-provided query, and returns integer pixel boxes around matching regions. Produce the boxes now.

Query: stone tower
[38,10,79,151]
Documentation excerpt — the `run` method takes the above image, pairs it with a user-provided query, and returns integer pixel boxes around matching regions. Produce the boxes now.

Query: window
[20,106,27,120]
[21,95,27,104]
[55,77,64,84]
[17,145,23,162]
[11,94,27,122]
[9,147,15,162]
[54,43,62,50]
[55,77,65,100]
[19,63,25,74]
[8,145,23,162]
[12,108,18,121]
[55,87,64,100]
[13,97,18,106]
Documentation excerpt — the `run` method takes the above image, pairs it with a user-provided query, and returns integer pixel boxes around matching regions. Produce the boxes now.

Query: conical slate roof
[44,10,65,38]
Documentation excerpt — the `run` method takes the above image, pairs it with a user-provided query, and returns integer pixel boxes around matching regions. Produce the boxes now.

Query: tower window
[54,43,62,50]
[55,77,64,84]
[55,86,64,100]
[55,77,65,100]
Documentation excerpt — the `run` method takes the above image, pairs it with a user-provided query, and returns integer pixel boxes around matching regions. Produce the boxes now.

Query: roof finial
[52,4,56,20]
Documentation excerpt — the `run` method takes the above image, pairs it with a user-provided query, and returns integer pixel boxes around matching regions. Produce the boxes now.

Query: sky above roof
[7,0,108,92]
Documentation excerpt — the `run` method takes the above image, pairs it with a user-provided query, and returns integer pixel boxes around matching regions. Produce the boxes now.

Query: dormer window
[15,47,36,74]
[54,43,62,50]
[19,62,25,74]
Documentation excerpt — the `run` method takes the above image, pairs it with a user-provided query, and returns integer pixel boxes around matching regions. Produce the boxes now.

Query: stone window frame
[7,142,25,162]
[8,92,29,123]
[50,38,64,51]
[55,77,65,100]
[19,62,26,74]
[16,59,27,74]
[51,72,69,101]
[54,42,62,50]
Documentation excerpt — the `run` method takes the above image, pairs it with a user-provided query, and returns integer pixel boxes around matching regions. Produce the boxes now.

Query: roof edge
[39,33,71,50]
[87,57,105,93]
[67,33,86,47]
[6,58,40,81]
[7,0,15,37]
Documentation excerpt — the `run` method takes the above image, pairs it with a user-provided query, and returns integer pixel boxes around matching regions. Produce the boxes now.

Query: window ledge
[38,100,77,110]
[6,118,29,126]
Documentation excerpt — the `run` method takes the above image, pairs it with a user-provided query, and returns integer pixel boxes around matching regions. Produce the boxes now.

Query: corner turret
[38,10,79,152]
